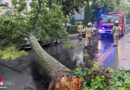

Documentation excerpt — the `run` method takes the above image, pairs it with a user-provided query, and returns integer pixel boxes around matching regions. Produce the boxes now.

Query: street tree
[84,1,91,25]
[90,0,127,22]
[70,16,75,25]
[0,0,69,80]
[48,0,86,16]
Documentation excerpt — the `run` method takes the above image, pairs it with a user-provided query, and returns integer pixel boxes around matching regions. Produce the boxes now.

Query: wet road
[0,25,130,90]
[45,35,114,69]
[96,25,130,70]
[0,51,50,90]
[0,36,114,90]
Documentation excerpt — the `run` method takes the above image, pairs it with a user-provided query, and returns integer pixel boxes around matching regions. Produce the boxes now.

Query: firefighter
[85,22,94,47]
[113,21,121,47]
[78,22,83,40]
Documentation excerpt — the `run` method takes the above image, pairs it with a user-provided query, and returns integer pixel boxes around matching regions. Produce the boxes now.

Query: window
[100,15,118,23]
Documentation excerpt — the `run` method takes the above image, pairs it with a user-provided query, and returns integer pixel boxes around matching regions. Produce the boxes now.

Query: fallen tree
[0,0,68,74]
[29,34,69,76]
[0,0,83,89]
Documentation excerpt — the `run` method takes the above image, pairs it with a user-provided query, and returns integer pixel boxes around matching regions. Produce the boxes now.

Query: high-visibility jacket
[78,25,83,32]
[85,27,94,37]
[113,26,121,36]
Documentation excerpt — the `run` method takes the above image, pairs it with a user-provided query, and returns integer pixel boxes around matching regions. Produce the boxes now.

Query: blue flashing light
[101,13,104,16]
[102,27,105,30]
[100,12,105,16]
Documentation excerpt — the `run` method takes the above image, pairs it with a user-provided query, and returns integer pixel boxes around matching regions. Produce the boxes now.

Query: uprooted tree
[0,0,81,89]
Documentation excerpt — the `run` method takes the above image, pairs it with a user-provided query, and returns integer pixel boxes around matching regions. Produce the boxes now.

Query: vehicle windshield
[100,15,118,23]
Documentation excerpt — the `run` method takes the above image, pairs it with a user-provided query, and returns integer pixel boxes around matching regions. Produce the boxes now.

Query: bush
[73,64,130,90]
[70,16,75,25]
[62,41,75,49]
[66,25,78,34]
[0,46,27,60]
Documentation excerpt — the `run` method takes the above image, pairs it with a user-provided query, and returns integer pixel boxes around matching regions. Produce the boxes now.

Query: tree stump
[54,75,82,90]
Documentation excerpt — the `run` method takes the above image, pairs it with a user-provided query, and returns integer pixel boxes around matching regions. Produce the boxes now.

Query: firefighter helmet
[88,22,92,26]
[115,21,119,24]
[114,21,119,26]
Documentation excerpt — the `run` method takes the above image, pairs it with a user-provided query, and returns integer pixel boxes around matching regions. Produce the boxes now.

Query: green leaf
[116,81,122,86]
[118,87,126,90]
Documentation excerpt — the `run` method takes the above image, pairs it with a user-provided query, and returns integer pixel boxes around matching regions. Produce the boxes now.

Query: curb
[68,34,79,40]
[96,33,129,67]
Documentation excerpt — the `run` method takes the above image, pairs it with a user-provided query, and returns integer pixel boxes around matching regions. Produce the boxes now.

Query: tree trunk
[29,34,83,90]
[29,34,69,78]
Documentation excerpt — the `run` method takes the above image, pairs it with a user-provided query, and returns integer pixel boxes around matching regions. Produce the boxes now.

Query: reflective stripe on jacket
[85,27,94,37]
[113,26,121,36]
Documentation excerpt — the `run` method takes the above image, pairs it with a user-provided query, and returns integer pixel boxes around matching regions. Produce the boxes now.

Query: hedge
[66,25,78,34]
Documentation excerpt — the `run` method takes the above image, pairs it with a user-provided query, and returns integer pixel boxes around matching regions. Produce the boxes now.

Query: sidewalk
[68,34,79,40]
[118,33,130,70]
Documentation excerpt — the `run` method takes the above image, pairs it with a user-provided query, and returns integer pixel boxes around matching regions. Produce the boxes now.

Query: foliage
[48,0,128,25]
[0,0,68,60]
[83,54,89,57]
[73,64,130,90]
[78,41,84,45]
[83,2,91,25]
[70,16,75,25]
[49,0,128,24]
[0,46,27,60]
[66,25,78,34]
[62,41,75,49]
[109,70,130,90]
[0,15,26,48]
[91,0,127,22]
[125,0,130,19]
[48,0,86,16]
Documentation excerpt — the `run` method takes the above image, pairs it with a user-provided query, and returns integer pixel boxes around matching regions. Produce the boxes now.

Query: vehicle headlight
[98,29,102,33]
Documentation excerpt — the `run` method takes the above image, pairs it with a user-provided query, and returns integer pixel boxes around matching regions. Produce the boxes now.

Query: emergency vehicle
[98,12,126,36]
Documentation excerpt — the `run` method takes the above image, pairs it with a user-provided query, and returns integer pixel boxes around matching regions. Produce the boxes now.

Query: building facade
[74,10,84,23]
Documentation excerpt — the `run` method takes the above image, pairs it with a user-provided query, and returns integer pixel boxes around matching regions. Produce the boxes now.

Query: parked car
[22,36,61,50]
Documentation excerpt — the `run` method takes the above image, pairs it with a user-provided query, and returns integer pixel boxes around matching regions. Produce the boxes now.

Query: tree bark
[29,34,69,78]
[29,34,83,90]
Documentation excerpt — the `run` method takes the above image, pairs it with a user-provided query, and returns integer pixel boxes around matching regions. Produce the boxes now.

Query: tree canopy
[90,0,128,22]
[49,0,86,16]
[48,0,128,24]
[70,16,75,25]
[0,0,70,81]
[84,1,91,25]
[0,0,68,60]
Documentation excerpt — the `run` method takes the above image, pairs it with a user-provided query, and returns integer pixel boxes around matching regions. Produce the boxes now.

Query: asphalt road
[95,25,130,70]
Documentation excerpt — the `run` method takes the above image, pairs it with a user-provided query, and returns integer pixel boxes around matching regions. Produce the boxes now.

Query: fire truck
[98,12,126,37]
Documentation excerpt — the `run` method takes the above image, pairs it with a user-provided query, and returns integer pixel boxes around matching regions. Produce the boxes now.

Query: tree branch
[16,27,29,37]
[31,0,41,34]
